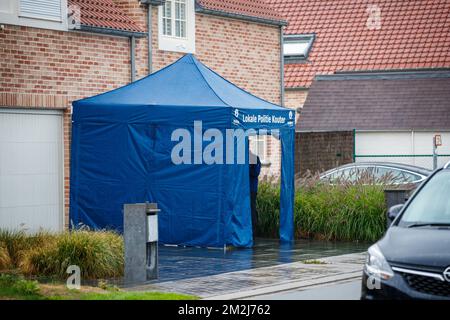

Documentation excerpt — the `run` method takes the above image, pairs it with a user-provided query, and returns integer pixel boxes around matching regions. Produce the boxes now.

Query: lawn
[0,273,197,300]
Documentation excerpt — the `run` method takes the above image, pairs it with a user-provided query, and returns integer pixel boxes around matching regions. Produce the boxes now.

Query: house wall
[0,25,140,228]
[0,3,282,227]
[295,131,354,176]
[284,89,308,110]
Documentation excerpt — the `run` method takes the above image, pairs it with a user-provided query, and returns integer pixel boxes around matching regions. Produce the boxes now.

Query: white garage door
[0,109,63,232]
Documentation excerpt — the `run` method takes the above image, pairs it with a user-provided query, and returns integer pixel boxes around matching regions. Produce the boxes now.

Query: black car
[320,162,431,186]
[361,161,450,300]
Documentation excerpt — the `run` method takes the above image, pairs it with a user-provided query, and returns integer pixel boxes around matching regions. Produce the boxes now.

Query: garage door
[0,109,63,232]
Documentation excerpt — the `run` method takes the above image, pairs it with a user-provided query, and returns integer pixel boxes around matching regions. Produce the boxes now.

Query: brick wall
[285,89,308,110]
[0,3,282,227]
[0,25,139,227]
[295,131,354,176]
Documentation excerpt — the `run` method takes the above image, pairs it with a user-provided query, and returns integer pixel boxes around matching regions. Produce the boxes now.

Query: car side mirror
[388,204,404,222]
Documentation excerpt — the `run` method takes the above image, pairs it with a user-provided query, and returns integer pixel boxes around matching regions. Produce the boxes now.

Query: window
[283,34,315,62]
[174,0,186,38]
[399,170,450,226]
[372,167,422,184]
[249,135,267,163]
[162,1,172,36]
[0,0,67,31]
[159,0,195,53]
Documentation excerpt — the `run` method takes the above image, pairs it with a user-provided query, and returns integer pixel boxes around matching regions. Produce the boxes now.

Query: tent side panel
[222,132,253,247]
[151,125,226,247]
[69,122,152,231]
[279,129,295,242]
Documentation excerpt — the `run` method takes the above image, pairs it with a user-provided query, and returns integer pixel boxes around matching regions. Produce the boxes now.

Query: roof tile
[270,0,450,88]
[297,72,450,131]
[68,0,145,33]
[197,0,286,24]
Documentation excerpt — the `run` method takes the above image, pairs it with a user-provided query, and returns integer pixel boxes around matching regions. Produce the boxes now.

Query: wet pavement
[130,252,367,298]
[156,238,369,283]
[247,280,361,300]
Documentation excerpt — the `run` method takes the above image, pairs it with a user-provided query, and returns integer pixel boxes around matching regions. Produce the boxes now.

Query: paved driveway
[129,252,367,299]
[156,238,369,282]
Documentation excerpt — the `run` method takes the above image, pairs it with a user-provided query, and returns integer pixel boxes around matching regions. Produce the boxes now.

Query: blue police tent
[70,54,295,248]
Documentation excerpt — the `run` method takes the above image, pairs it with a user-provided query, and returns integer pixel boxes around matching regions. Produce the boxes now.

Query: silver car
[320,162,431,186]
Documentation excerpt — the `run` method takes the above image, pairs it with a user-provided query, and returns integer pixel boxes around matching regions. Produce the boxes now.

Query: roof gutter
[78,25,146,38]
[315,71,450,81]
[195,4,287,26]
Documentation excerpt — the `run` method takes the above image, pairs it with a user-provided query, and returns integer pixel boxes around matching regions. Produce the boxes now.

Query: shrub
[21,230,124,279]
[0,230,124,280]
[255,182,280,238]
[256,177,386,242]
[0,273,40,298]
[0,230,55,270]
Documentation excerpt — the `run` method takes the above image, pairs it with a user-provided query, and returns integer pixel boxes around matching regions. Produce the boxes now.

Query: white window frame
[0,0,68,31]
[158,0,195,53]
[284,34,315,62]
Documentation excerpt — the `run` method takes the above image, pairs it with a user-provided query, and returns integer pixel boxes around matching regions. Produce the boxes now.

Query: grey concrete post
[124,202,160,285]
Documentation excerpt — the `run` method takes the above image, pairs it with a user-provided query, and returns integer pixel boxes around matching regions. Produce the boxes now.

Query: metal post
[433,136,438,170]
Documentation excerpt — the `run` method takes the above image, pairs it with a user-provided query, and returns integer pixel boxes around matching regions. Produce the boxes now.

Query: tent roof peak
[74,54,288,112]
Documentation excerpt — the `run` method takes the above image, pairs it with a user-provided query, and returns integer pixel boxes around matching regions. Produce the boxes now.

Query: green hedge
[256,180,386,242]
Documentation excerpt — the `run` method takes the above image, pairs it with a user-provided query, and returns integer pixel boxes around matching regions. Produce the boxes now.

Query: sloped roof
[297,71,450,131]
[68,0,145,34]
[196,0,287,25]
[269,0,450,88]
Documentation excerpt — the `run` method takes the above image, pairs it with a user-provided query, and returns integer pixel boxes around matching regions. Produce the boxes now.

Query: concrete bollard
[124,202,160,285]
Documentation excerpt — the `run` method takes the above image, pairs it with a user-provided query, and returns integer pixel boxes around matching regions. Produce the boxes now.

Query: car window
[325,166,370,183]
[399,170,450,225]
[373,167,421,184]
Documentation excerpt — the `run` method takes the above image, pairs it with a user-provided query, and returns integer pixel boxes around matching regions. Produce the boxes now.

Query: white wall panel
[0,109,63,232]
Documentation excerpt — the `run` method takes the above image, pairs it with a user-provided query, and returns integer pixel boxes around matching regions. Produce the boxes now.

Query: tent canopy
[71,54,295,247]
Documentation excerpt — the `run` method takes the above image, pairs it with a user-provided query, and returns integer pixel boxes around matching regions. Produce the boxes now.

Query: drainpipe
[130,35,136,82]
[280,25,285,107]
[147,5,153,74]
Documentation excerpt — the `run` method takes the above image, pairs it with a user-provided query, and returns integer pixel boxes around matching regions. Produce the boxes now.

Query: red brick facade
[0,2,282,228]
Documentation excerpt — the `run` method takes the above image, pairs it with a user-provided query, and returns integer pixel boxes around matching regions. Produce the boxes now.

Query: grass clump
[256,175,386,242]
[0,229,124,279]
